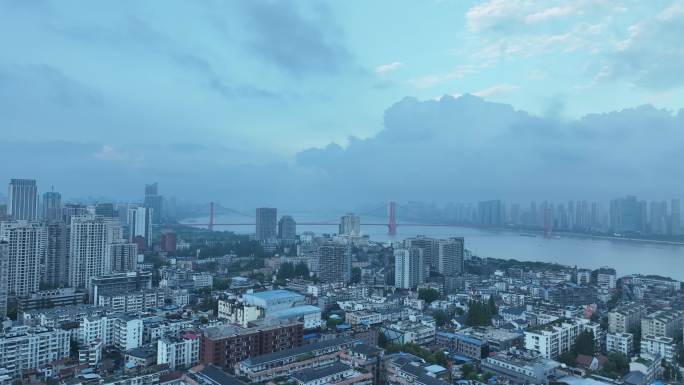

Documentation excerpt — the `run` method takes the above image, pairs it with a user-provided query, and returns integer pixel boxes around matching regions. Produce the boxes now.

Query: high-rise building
[671,199,681,236]
[90,271,153,301]
[144,183,163,224]
[339,213,360,236]
[108,242,138,273]
[69,216,109,290]
[405,236,438,274]
[160,231,177,252]
[95,203,117,218]
[510,203,521,225]
[42,190,62,222]
[318,242,351,283]
[437,237,465,276]
[255,208,277,242]
[610,196,646,233]
[477,200,505,226]
[45,221,68,288]
[278,216,297,243]
[61,203,88,225]
[0,242,9,317]
[8,179,38,221]
[127,207,153,247]
[394,248,424,289]
[0,221,45,296]
[649,201,668,235]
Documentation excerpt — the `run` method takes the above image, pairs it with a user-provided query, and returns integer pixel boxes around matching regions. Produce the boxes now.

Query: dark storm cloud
[2,95,684,206]
[296,95,684,203]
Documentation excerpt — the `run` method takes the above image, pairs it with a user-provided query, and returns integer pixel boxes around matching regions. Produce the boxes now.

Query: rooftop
[203,322,299,340]
[193,365,247,385]
[349,344,383,357]
[291,362,351,383]
[242,337,357,366]
[245,290,304,302]
[266,305,321,319]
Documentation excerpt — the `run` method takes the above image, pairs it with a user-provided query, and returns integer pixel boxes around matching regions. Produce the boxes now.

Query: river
[183,212,684,280]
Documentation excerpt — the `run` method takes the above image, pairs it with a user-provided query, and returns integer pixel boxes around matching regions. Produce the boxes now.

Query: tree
[487,295,498,315]
[418,288,440,304]
[433,350,448,367]
[600,352,630,378]
[277,262,295,280]
[294,262,309,278]
[466,300,494,326]
[213,277,230,290]
[575,330,595,356]
[326,318,343,329]
[350,267,362,284]
[433,310,451,327]
[558,351,577,366]
[461,363,475,378]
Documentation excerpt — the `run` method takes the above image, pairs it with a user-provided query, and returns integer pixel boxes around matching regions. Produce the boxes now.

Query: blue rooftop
[267,305,321,318]
[455,333,485,346]
[246,289,303,301]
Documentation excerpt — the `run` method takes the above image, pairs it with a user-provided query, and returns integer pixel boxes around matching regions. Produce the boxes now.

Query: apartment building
[236,337,357,383]
[641,309,684,338]
[200,322,303,371]
[524,318,599,359]
[606,333,633,356]
[0,326,70,379]
[608,303,647,333]
[157,333,200,370]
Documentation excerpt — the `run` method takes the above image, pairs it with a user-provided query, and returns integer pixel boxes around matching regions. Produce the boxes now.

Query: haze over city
[2,1,684,207]
[4,2,684,385]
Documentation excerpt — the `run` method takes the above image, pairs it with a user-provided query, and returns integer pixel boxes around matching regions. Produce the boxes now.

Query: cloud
[599,1,684,90]
[2,96,684,206]
[93,145,128,161]
[375,61,403,75]
[525,5,577,23]
[409,65,479,88]
[466,0,622,32]
[295,95,684,203]
[239,1,353,77]
[472,84,519,97]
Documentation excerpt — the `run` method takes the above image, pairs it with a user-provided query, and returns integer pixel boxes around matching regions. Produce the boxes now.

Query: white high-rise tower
[69,216,109,290]
[0,221,45,296]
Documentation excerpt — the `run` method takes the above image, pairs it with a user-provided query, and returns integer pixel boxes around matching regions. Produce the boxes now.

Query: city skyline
[1,2,684,205]
[1,2,684,384]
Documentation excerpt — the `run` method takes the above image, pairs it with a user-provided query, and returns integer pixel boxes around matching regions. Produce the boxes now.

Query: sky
[1,0,683,208]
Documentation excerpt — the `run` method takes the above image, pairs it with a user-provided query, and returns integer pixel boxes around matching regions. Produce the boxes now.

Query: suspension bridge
[178,201,465,235]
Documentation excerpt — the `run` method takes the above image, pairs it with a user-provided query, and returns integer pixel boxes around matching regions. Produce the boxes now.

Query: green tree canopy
[575,330,595,356]
[418,288,441,304]
[466,300,495,326]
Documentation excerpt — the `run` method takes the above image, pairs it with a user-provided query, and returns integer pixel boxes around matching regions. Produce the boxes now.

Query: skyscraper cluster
[417,197,684,237]
[0,178,163,317]
[609,196,682,236]
[339,213,361,236]
[395,235,465,290]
